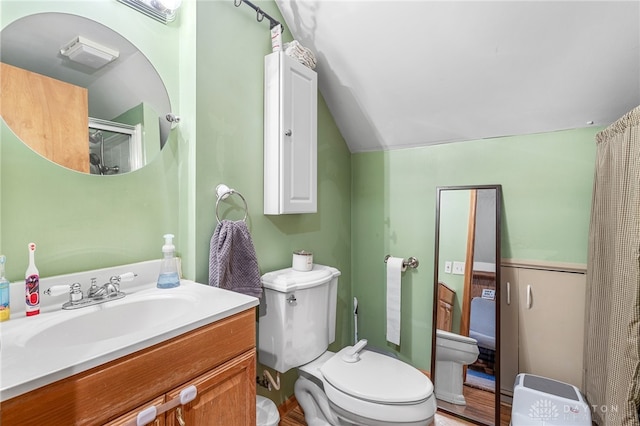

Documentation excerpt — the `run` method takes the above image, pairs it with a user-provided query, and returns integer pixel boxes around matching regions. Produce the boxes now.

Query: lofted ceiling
[275,1,640,153]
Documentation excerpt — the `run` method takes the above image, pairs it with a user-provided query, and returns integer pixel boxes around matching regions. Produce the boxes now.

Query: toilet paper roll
[386,256,405,346]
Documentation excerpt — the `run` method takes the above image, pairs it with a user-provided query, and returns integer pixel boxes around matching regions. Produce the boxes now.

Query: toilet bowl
[258,265,436,426]
[435,329,479,405]
[296,348,436,426]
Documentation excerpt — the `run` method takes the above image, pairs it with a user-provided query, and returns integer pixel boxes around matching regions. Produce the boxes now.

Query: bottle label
[25,274,40,316]
[0,281,9,322]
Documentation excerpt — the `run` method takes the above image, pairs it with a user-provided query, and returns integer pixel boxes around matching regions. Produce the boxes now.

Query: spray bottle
[157,234,180,289]
[25,243,39,316]
[0,255,10,322]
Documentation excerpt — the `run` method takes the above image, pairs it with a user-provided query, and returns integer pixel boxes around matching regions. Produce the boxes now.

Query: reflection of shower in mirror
[88,119,143,175]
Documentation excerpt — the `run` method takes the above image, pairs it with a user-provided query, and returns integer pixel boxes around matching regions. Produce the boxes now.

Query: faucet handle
[45,284,71,297]
[45,282,84,304]
[109,272,137,285]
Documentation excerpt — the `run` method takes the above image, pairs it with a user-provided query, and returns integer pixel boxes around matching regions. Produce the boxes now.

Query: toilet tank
[258,265,340,373]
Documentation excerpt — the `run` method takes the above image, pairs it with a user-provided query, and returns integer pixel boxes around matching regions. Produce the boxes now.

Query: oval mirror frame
[0,12,172,175]
[431,185,502,425]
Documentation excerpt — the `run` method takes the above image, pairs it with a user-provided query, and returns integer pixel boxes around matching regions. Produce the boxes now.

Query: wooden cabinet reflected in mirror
[431,185,502,425]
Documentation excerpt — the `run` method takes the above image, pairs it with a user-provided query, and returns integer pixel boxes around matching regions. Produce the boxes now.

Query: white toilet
[258,265,437,426]
[434,329,479,405]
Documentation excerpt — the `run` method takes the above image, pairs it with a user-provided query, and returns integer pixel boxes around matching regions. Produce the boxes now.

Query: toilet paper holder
[384,255,419,269]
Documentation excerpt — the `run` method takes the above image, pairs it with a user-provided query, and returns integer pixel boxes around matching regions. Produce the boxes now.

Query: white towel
[386,257,406,346]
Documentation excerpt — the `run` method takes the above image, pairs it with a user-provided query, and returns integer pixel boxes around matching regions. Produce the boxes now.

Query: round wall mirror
[0,12,172,175]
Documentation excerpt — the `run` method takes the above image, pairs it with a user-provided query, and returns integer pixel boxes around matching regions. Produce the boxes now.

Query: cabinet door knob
[506,281,511,305]
[285,129,292,136]
[527,284,532,309]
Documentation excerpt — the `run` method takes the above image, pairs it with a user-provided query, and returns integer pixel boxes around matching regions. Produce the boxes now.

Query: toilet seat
[436,329,478,344]
[316,348,436,424]
[320,347,432,403]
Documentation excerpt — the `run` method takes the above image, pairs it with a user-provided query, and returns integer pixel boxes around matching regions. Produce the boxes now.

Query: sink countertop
[0,260,259,401]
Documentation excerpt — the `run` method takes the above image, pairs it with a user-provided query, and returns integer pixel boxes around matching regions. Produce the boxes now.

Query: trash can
[256,395,280,426]
[511,373,591,426]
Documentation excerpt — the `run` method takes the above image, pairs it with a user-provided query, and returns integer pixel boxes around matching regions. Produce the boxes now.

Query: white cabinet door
[517,268,586,388]
[500,266,586,396]
[500,266,519,397]
[264,52,317,215]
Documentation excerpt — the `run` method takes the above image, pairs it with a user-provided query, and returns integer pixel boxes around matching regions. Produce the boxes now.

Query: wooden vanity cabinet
[2,309,256,426]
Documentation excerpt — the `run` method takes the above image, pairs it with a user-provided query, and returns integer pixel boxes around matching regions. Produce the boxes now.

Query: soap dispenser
[157,234,180,289]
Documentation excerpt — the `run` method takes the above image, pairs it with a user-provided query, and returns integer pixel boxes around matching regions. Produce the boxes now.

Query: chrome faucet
[45,272,137,310]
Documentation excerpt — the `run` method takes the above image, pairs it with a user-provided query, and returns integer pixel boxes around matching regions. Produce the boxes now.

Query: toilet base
[435,360,467,406]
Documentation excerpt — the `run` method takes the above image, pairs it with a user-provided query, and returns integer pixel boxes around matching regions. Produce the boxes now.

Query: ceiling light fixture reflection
[60,36,119,69]
[116,0,182,24]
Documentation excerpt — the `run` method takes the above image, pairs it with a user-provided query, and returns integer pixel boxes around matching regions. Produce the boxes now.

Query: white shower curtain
[584,105,640,426]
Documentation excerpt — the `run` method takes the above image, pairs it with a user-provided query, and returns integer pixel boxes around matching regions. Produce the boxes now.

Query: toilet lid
[320,347,433,404]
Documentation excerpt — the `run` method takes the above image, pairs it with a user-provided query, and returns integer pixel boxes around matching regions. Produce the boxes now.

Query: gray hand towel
[209,220,262,298]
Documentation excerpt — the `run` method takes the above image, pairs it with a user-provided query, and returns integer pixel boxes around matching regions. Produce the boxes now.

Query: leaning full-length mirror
[431,185,502,425]
[0,12,172,175]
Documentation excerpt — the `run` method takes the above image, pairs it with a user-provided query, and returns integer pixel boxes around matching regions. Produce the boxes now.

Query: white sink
[21,293,195,348]
[0,260,259,402]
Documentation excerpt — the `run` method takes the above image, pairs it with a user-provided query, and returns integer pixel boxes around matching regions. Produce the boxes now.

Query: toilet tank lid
[261,264,341,292]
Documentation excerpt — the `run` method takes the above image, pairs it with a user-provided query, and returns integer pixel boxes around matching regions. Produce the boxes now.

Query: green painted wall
[351,127,599,371]
[193,1,352,403]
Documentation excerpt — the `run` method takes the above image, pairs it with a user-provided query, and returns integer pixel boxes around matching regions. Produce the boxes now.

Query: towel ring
[215,184,248,224]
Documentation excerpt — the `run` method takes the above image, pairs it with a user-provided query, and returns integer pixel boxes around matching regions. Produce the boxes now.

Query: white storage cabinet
[264,51,317,215]
[500,264,586,397]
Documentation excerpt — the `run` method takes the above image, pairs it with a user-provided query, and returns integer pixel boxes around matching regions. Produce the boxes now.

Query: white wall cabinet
[500,265,586,397]
[264,51,318,215]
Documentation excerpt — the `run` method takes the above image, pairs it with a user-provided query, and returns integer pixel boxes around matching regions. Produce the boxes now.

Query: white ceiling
[275,1,640,153]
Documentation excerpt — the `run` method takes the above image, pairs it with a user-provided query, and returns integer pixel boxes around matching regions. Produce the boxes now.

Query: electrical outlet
[452,261,465,275]
[444,261,452,273]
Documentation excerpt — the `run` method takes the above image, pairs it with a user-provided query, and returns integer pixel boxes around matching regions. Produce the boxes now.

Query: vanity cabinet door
[165,349,256,426]
[103,396,166,426]
[437,282,456,331]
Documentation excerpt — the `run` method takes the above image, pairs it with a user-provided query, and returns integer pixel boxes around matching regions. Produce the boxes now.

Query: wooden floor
[279,396,512,426]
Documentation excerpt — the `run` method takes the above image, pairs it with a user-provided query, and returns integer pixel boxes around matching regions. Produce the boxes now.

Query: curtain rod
[234,0,284,32]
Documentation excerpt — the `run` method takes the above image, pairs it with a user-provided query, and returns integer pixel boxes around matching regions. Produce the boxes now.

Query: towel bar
[215,184,248,223]
[384,255,419,269]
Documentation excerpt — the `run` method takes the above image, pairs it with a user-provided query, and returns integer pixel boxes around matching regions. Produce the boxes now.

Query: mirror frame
[431,184,502,425]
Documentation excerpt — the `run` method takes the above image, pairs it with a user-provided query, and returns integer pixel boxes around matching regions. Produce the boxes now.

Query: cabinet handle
[176,407,186,426]
[285,129,292,136]
[506,281,511,305]
[123,385,197,426]
[527,284,532,309]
